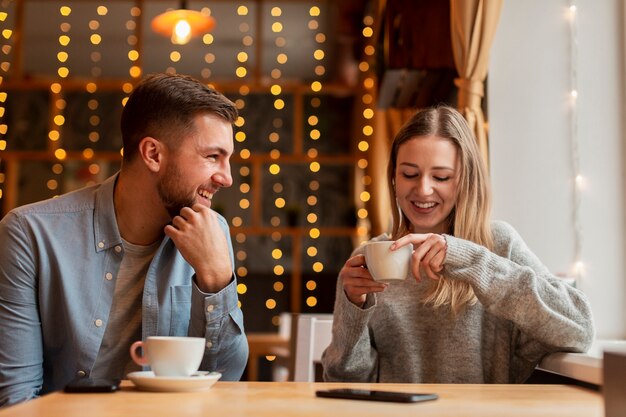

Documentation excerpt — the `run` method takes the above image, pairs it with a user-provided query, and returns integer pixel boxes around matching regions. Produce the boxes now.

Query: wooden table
[246,332,289,381]
[0,382,602,417]
[539,339,626,385]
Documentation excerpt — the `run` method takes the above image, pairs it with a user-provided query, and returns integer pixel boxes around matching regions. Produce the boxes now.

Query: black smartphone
[64,377,121,393]
[315,388,438,403]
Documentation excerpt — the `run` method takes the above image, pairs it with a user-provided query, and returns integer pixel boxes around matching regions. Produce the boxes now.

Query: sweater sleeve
[443,221,594,362]
[321,276,379,382]
[322,235,395,382]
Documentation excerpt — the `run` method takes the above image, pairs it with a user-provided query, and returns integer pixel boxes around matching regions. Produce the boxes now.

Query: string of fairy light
[48,5,71,194]
[200,7,215,80]
[0,2,11,204]
[267,4,286,319]
[358,13,377,238]
[234,4,252,309]
[304,5,324,310]
[124,6,141,104]
[0,2,366,331]
[82,5,103,181]
[567,1,584,282]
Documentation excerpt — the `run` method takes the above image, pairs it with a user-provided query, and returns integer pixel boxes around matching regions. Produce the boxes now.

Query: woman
[321,106,594,383]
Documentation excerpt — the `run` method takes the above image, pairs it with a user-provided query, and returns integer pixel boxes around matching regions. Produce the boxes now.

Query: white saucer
[127,371,221,392]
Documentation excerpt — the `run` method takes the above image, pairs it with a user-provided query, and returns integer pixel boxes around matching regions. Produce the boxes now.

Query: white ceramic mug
[363,240,412,282]
[130,336,205,377]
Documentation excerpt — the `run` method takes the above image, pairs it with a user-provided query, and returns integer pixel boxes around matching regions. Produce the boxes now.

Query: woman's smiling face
[394,135,461,234]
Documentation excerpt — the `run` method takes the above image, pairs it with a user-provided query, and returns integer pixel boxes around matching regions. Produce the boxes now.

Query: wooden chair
[289,313,334,382]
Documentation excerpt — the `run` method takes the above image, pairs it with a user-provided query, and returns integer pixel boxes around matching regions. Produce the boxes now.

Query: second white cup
[130,336,205,377]
[364,240,412,282]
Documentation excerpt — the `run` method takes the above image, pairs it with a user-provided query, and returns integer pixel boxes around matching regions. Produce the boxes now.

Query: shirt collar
[93,173,123,253]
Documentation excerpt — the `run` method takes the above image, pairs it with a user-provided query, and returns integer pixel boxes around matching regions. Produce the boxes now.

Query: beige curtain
[450,0,503,166]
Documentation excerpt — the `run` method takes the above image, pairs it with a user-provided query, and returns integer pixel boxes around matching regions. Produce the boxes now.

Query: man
[0,73,248,406]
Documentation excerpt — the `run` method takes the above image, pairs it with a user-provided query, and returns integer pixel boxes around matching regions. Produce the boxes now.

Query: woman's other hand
[392,233,447,282]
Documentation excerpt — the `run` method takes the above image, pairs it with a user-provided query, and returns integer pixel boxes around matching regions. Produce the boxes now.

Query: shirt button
[105,273,113,281]
[114,245,122,253]
[206,305,214,312]
[94,319,103,327]
[77,370,86,377]
[98,241,105,249]
[206,341,213,349]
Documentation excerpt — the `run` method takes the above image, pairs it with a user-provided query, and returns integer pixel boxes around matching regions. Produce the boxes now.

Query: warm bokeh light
[309,161,320,172]
[82,149,94,159]
[274,197,285,208]
[312,262,323,272]
[54,149,67,160]
[0,1,376,333]
[269,164,281,175]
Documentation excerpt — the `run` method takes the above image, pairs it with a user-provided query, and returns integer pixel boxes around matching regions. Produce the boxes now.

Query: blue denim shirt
[0,174,248,406]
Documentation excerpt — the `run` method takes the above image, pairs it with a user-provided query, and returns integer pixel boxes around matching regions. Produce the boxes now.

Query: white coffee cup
[363,240,412,282]
[130,336,205,377]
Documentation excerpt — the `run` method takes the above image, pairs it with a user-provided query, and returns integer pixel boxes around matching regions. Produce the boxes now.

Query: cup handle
[129,341,149,367]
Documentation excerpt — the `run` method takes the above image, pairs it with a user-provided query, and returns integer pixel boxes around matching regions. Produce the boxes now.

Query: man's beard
[157,162,196,218]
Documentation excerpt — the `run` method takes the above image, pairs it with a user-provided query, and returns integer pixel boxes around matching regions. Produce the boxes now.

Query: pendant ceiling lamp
[151,1,215,45]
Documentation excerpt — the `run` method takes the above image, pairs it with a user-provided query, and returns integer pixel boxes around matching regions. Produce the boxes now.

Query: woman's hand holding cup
[340,254,388,307]
[342,240,414,307]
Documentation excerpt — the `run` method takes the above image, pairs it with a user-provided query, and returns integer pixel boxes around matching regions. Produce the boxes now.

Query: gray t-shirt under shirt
[90,238,161,379]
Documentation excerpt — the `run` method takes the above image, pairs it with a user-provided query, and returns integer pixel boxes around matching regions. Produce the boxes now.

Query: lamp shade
[151,9,215,45]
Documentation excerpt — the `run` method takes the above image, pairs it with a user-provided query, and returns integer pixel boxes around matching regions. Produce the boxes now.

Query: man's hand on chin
[164,204,232,293]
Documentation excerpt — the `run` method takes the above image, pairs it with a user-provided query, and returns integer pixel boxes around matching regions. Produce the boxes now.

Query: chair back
[290,313,333,382]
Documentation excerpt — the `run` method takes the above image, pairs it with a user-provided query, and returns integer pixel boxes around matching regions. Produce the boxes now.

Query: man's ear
[138,137,164,173]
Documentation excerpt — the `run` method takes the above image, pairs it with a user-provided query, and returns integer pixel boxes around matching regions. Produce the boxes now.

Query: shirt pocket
[169,285,192,335]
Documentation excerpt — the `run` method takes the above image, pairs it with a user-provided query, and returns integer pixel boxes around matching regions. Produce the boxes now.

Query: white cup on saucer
[363,240,412,282]
[130,336,205,377]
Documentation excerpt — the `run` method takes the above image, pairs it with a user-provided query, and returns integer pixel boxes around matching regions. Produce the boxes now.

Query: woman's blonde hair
[387,106,493,312]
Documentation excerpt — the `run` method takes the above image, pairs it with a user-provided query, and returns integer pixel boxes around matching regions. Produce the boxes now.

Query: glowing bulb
[172,19,192,45]
[574,261,585,275]
[575,174,583,184]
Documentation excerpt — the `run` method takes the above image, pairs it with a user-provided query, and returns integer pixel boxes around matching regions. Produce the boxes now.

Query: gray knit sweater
[321,221,595,383]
